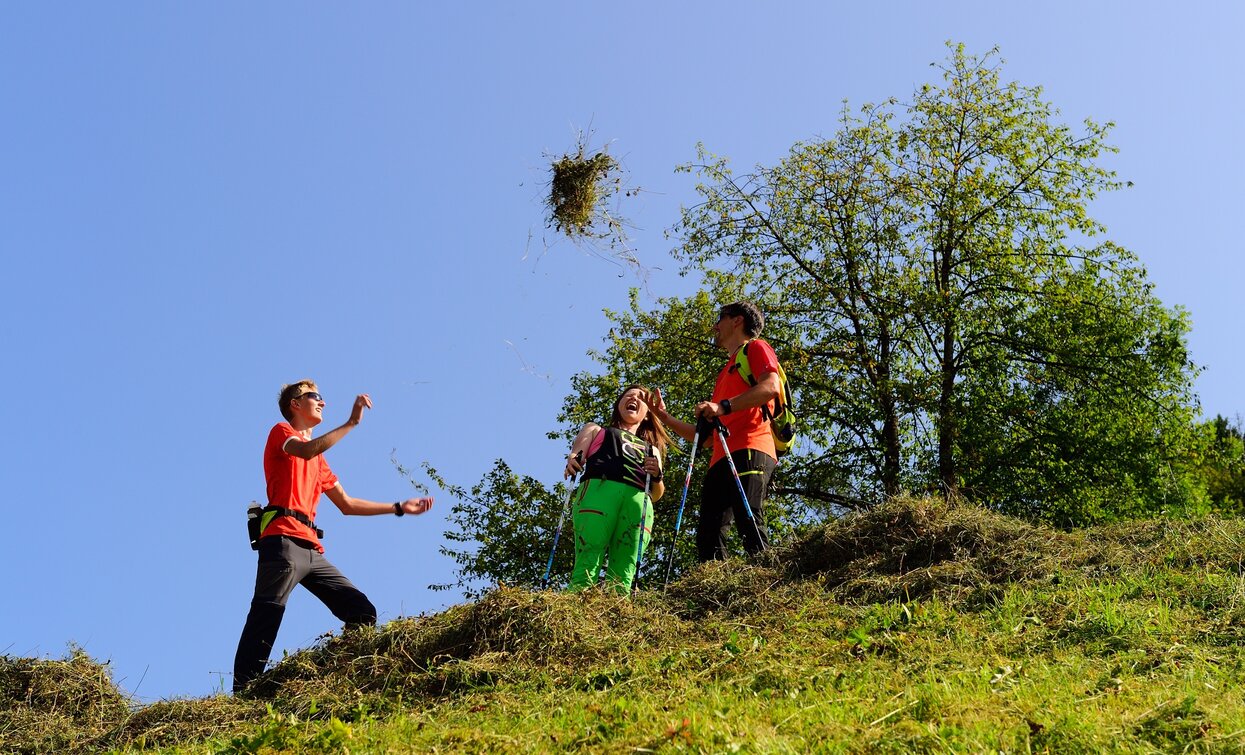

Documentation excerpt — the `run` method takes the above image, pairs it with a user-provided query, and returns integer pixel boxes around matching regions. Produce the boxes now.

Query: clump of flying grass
[547,143,621,241]
[541,130,652,280]
[536,129,655,288]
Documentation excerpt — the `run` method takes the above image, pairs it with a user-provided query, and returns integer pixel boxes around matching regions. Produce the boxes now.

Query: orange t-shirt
[709,339,780,467]
[262,422,339,552]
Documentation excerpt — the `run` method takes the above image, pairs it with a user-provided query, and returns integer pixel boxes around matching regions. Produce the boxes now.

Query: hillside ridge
[6,497,1245,752]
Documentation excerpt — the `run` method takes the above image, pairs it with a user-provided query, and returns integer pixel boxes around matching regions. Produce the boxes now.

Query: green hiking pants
[567,478,654,595]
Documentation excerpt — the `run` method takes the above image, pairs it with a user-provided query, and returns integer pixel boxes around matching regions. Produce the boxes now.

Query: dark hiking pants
[696,448,776,561]
[233,536,376,692]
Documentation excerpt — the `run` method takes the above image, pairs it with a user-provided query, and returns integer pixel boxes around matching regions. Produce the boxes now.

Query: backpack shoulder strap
[734,340,757,386]
[735,339,781,421]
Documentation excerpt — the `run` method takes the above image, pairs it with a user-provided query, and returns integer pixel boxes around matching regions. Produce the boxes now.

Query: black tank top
[583,427,651,490]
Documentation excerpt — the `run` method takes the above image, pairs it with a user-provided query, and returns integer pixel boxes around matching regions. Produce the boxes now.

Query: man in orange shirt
[647,301,782,560]
[232,380,434,694]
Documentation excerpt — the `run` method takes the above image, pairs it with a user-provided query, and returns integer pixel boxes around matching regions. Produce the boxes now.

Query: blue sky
[3,3,1241,702]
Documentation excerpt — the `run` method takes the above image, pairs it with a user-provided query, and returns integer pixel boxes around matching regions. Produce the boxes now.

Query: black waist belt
[262,505,325,539]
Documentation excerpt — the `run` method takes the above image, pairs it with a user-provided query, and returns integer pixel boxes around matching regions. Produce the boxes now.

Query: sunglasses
[295,392,323,402]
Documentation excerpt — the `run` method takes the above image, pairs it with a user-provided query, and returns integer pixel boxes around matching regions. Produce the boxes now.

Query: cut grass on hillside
[6,497,1245,753]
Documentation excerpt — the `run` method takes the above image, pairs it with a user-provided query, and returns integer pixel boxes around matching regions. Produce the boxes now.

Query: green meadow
[6,498,1245,753]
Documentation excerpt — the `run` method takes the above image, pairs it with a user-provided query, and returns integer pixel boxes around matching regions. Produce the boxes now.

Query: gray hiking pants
[232,536,376,693]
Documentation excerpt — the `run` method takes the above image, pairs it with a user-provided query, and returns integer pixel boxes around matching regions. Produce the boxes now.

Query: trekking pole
[632,445,655,596]
[541,450,582,589]
[712,417,768,553]
[663,417,708,589]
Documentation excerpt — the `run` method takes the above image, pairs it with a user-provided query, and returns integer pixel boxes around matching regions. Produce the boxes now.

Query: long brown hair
[609,384,670,458]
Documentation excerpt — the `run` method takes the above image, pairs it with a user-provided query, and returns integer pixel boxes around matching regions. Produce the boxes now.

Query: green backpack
[734,340,796,457]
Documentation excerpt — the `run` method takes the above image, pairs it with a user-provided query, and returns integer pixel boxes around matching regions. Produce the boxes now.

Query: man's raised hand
[348,394,373,426]
[644,387,666,414]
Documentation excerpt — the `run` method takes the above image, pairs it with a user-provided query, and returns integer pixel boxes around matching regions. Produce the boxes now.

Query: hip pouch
[247,503,263,550]
[247,503,324,550]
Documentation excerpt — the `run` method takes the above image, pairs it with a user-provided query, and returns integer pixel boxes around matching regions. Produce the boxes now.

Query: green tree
[673,43,1203,523]
[1199,415,1245,514]
[954,261,1206,522]
[420,459,571,598]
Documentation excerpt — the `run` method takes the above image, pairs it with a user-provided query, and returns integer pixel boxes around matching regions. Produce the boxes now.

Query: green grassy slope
[6,498,1245,753]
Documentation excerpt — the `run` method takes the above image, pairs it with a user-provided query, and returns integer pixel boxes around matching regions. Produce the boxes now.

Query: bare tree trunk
[878,325,902,497]
[936,236,959,500]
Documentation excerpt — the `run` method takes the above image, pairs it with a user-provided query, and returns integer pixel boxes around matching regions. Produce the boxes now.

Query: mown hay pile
[1096,515,1245,572]
[0,649,129,754]
[245,586,688,717]
[0,649,259,753]
[102,697,260,751]
[780,496,1118,602]
[662,560,808,620]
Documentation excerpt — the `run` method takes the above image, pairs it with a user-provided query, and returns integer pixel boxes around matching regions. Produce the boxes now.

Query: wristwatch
[720,398,733,415]
[393,502,405,517]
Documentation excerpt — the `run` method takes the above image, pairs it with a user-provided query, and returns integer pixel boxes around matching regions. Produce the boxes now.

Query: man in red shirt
[648,301,783,560]
[232,379,434,694]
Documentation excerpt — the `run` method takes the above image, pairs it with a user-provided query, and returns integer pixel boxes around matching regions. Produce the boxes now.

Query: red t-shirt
[709,339,780,466]
[262,422,339,552]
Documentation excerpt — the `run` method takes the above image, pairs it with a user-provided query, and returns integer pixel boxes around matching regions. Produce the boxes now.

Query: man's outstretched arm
[325,484,434,517]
